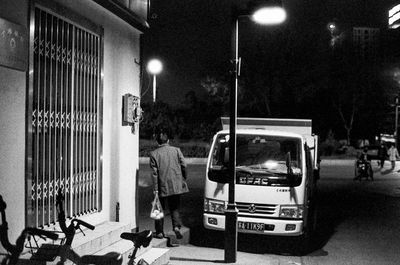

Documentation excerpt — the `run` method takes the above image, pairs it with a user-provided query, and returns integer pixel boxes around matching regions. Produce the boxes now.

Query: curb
[320,159,355,166]
[139,157,354,165]
[139,157,208,164]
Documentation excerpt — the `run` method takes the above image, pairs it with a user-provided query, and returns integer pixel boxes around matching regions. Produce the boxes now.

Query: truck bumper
[203,213,303,236]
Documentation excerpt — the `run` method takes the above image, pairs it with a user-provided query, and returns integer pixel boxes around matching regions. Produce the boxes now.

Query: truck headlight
[279,205,303,219]
[204,198,226,213]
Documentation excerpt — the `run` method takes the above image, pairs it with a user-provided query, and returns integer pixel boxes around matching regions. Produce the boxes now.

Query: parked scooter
[354,159,373,181]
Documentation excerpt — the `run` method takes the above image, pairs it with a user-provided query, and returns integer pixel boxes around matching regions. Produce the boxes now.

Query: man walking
[149,126,189,239]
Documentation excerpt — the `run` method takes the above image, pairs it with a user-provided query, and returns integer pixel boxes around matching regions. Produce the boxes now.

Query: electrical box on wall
[122,93,142,133]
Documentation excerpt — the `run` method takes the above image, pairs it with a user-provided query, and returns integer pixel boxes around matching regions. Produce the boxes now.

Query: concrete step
[97,241,168,264]
[20,223,189,264]
[137,214,191,248]
[23,221,131,264]
[95,240,170,265]
[92,227,189,264]
[79,232,170,265]
[164,226,190,246]
[71,221,130,256]
[135,247,170,265]
[94,234,150,261]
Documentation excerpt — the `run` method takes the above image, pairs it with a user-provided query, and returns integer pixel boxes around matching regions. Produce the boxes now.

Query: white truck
[203,117,320,253]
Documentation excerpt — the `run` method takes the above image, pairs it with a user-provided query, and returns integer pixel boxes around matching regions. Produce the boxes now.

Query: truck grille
[236,202,277,215]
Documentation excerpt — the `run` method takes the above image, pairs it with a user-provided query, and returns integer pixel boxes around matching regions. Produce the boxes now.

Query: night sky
[141,0,398,105]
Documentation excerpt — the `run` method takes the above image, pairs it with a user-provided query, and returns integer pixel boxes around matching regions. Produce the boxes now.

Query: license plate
[238,221,264,231]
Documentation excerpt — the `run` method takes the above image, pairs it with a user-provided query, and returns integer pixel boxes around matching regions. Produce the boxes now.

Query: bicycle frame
[55,193,153,265]
[55,193,122,265]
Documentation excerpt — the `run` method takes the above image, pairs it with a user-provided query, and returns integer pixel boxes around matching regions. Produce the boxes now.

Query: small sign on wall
[122,93,139,125]
[0,17,28,71]
[122,93,142,134]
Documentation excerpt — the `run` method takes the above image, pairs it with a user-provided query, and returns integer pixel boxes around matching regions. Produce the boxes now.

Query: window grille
[28,6,102,227]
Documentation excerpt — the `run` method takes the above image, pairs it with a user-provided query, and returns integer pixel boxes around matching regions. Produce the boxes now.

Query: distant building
[380,3,400,138]
[385,3,400,61]
[352,27,380,61]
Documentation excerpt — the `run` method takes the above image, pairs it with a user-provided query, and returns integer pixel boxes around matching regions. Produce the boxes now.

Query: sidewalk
[139,213,296,265]
[167,245,303,265]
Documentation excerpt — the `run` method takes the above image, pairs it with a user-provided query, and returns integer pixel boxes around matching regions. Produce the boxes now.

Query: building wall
[0,0,29,247]
[0,0,142,246]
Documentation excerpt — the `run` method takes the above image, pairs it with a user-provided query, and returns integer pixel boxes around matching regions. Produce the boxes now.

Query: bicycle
[54,193,153,265]
[0,195,59,265]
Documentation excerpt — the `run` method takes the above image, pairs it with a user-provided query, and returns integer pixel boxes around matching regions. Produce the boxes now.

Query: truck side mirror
[223,147,229,166]
[286,151,298,187]
[285,151,293,175]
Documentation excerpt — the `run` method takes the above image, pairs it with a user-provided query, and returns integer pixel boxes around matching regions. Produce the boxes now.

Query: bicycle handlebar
[73,219,95,230]
[56,193,95,246]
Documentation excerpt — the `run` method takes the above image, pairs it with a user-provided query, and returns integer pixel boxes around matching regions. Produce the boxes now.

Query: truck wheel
[295,230,311,255]
[295,201,318,255]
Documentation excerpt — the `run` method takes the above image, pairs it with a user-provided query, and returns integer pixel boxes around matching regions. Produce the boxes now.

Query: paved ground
[138,159,400,265]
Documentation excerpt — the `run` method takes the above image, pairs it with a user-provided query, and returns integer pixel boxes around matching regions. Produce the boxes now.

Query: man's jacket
[150,143,189,197]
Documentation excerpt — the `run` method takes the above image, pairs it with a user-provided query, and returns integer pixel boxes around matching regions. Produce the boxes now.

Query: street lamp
[327,21,342,49]
[327,22,336,35]
[225,1,286,263]
[146,59,163,102]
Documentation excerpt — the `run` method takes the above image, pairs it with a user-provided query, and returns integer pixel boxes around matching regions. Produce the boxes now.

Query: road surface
[138,159,400,264]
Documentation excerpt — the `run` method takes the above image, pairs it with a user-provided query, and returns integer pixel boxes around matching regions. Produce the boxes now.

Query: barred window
[28,6,103,227]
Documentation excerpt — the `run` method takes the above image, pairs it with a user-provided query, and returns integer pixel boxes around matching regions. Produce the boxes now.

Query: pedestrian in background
[149,126,189,239]
[377,142,388,169]
[387,144,400,170]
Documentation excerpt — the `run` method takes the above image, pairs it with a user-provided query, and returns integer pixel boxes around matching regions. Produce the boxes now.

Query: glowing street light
[225,1,286,263]
[146,59,163,102]
[327,21,342,49]
[251,6,287,24]
[327,22,336,34]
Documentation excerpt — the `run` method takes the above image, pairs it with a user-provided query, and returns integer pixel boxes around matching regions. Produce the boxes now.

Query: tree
[200,75,231,116]
[139,101,175,139]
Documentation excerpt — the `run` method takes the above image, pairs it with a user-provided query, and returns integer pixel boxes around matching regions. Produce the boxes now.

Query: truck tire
[295,199,318,255]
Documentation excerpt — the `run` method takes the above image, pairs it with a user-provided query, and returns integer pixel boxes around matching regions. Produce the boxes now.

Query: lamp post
[146,59,163,102]
[395,96,399,148]
[327,21,340,49]
[225,2,286,263]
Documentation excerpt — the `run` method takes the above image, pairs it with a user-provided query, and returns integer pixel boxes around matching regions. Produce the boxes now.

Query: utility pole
[396,96,399,149]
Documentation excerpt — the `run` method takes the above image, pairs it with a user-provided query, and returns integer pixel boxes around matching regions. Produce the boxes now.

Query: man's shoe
[174,227,183,239]
[154,233,164,239]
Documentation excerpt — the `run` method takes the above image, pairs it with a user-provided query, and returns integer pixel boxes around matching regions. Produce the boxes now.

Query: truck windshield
[211,134,302,175]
